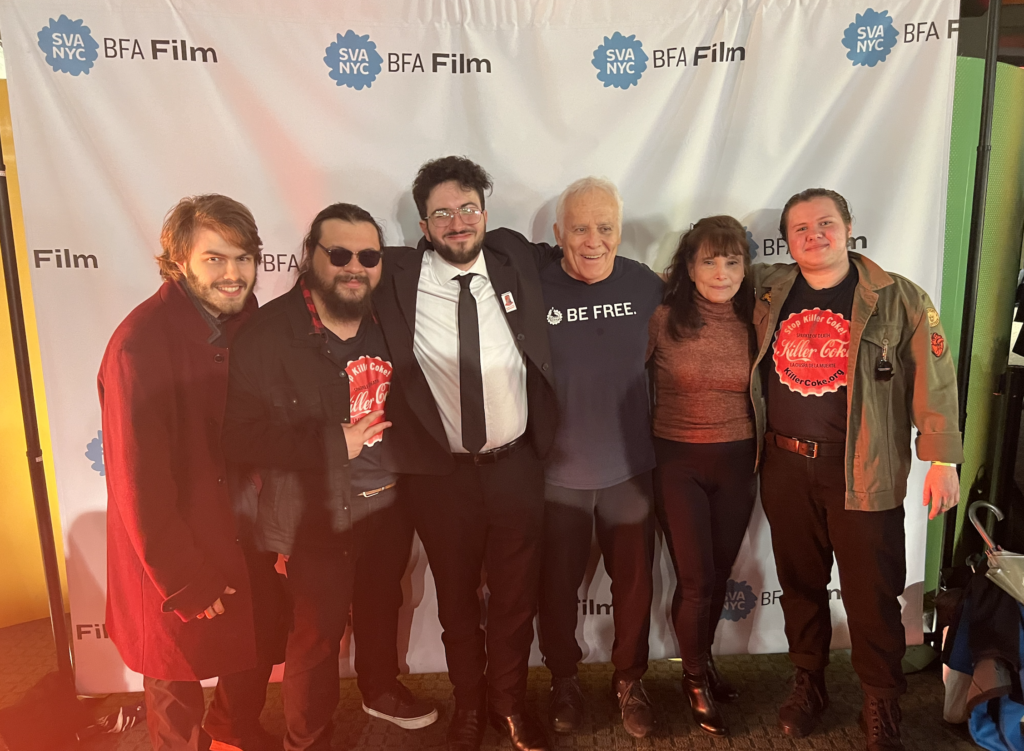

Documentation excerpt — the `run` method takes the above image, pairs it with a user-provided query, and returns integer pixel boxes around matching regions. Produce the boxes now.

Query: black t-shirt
[323,318,396,493]
[541,257,664,489]
[765,267,858,442]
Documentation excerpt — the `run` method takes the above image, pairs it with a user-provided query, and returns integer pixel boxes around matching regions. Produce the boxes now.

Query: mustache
[334,273,368,286]
[212,278,248,289]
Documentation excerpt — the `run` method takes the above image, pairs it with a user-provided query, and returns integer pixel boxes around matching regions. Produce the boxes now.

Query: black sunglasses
[317,243,382,268]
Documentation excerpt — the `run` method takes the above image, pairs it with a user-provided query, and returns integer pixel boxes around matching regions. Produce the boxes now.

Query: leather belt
[766,431,844,459]
[453,435,529,466]
[356,482,396,498]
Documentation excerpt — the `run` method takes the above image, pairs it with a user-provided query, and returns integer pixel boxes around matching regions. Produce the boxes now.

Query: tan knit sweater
[646,296,755,443]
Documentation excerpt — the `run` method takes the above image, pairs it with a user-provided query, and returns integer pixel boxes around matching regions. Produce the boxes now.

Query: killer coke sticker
[345,355,393,446]
[772,307,850,397]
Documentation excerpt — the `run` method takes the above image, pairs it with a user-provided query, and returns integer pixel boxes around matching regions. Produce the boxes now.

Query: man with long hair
[223,203,436,751]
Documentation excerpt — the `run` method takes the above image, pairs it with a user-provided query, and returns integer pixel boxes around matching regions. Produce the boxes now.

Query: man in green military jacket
[750,188,962,751]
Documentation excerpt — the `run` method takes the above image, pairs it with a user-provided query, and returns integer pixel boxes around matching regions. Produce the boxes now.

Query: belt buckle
[798,440,819,459]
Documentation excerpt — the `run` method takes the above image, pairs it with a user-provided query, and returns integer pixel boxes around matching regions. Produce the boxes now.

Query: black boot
[548,676,584,734]
[860,695,904,751]
[778,668,828,738]
[682,671,727,736]
[706,657,739,703]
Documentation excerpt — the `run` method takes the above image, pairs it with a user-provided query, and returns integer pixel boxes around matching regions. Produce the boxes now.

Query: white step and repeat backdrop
[1,0,959,693]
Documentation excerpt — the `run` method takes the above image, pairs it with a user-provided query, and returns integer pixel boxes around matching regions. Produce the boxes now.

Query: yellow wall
[0,79,69,628]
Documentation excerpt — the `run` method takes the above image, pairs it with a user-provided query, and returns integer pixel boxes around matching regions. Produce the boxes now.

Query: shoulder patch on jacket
[931,333,945,358]
[927,307,940,327]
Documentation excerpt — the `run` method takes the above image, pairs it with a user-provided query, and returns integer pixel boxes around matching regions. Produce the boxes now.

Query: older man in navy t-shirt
[536,177,663,740]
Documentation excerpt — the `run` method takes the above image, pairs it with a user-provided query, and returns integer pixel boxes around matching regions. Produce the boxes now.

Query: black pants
[281,489,414,751]
[760,443,908,698]
[537,472,655,684]
[146,549,286,751]
[653,438,756,674]
[402,444,545,716]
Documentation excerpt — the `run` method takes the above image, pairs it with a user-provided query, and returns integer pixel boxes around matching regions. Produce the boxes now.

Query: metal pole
[945,0,1004,568]
[0,136,74,680]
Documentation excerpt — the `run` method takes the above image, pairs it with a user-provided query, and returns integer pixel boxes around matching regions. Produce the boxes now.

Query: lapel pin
[501,291,517,313]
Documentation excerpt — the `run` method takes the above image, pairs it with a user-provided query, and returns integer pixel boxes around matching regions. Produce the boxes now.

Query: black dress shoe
[488,710,549,751]
[778,668,828,738]
[446,706,486,751]
[682,671,727,736]
[706,657,740,703]
[549,676,584,734]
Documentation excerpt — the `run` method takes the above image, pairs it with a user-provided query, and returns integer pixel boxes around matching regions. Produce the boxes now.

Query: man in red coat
[99,194,277,751]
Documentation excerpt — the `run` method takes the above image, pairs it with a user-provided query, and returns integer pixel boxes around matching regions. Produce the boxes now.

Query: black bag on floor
[0,672,92,751]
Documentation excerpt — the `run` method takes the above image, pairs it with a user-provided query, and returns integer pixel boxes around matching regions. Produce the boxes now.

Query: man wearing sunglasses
[374,156,560,751]
[224,203,436,751]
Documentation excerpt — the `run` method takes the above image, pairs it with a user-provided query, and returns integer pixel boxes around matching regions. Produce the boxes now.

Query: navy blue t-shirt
[541,257,664,489]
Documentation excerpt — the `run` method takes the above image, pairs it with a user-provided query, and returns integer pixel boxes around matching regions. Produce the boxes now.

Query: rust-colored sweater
[646,297,755,443]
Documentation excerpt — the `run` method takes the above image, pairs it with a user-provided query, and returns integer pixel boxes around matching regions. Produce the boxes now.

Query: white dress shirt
[413,249,528,453]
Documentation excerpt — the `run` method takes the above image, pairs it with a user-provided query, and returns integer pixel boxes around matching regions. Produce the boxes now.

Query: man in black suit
[374,156,558,751]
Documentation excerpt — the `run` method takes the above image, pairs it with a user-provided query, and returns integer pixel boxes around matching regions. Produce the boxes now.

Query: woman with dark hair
[646,215,757,737]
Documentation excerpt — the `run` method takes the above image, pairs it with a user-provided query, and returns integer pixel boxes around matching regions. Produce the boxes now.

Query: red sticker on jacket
[931,333,945,358]
[346,356,393,446]
[772,307,851,396]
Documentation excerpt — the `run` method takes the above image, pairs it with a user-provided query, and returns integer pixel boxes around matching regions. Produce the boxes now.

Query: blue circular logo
[719,579,757,622]
[324,30,383,90]
[842,9,899,67]
[592,32,648,89]
[85,430,104,476]
[37,15,99,76]
[746,228,759,260]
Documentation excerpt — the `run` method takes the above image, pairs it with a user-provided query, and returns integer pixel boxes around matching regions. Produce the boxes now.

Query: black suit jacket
[374,227,560,476]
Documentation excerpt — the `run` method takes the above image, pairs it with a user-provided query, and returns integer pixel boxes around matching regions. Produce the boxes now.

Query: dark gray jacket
[223,282,361,555]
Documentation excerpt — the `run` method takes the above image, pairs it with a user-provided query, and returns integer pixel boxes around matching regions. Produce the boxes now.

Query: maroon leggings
[653,437,757,674]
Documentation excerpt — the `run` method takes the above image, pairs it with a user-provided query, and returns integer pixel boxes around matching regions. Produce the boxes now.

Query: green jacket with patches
[751,252,963,511]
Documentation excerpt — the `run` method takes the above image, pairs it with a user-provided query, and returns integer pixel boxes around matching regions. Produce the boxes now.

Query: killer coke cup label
[772,307,850,397]
[345,355,393,446]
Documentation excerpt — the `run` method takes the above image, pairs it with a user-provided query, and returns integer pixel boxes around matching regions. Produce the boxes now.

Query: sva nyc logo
[85,430,104,476]
[592,32,648,89]
[325,30,383,90]
[719,579,757,622]
[842,8,899,67]
[37,15,99,75]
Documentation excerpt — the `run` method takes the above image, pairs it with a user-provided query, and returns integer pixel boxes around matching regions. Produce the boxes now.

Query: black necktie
[456,274,487,454]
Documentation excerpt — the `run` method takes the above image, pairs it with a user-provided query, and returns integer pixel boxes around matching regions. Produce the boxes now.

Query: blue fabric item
[969,698,1024,751]
[947,590,975,674]
[967,605,1024,751]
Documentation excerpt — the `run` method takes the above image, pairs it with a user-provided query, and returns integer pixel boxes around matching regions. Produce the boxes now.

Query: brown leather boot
[859,695,904,751]
[778,668,828,737]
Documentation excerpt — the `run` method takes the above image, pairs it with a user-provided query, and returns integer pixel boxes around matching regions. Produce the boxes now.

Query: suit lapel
[393,249,423,337]
[484,248,521,336]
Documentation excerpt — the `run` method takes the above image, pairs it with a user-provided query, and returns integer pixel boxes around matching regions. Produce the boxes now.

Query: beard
[427,226,485,267]
[184,266,253,317]
[306,267,373,322]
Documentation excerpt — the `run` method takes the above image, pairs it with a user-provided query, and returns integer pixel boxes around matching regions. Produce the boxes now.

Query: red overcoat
[98,280,258,681]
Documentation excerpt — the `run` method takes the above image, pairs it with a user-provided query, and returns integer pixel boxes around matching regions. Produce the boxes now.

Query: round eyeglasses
[317,243,382,268]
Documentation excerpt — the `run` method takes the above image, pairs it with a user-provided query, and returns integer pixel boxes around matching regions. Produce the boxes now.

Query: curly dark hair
[299,203,384,274]
[779,188,852,242]
[662,215,753,339]
[412,156,493,219]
